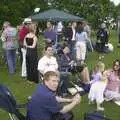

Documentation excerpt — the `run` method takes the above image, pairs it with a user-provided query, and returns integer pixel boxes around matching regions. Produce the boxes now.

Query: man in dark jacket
[96,23,109,52]
[58,45,75,96]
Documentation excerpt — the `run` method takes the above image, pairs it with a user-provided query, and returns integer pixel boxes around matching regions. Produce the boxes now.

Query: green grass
[0,30,120,120]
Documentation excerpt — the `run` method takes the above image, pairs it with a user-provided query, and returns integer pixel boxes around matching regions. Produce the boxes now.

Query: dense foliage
[0,0,120,28]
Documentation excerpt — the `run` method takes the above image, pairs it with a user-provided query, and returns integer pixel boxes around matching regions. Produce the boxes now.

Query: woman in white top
[38,45,58,75]
[75,22,89,63]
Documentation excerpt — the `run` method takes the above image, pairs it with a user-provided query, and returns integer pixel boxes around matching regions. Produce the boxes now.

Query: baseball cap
[23,18,32,24]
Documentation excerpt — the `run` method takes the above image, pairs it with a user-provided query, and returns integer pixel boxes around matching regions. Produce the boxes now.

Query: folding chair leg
[9,113,17,120]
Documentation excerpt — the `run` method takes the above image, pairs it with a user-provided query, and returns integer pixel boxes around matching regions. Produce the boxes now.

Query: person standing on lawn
[24,23,39,83]
[1,21,18,74]
[88,61,107,111]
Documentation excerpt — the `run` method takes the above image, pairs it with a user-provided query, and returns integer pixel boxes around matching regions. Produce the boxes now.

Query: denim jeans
[6,49,16,74]
[68,41,76,59]
[58,72,72,96]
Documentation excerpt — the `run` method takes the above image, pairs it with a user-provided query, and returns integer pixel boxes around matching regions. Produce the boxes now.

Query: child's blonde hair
[95,61,105,73]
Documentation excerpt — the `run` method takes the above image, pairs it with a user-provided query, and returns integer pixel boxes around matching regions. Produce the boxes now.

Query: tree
[0,0,119,29]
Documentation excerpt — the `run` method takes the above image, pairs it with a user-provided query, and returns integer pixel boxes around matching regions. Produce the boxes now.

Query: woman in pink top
[104,60,120,101]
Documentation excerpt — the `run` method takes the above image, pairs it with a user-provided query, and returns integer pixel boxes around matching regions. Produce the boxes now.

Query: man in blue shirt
[27,71,81,120]
[44,21,57,45]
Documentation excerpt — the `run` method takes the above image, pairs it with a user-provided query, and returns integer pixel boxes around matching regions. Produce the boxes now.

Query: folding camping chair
[0,84,26,120]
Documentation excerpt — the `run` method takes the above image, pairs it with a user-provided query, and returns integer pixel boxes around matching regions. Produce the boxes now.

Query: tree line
[0,0,120,28]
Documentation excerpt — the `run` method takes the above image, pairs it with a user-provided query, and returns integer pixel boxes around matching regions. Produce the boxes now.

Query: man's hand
[60,94,81,113]
[56,96,72,103]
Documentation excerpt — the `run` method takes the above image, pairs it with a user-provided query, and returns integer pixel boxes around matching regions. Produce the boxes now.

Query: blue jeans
[6,49,16,74]
[58,72,71,96]
[68,41,76,59]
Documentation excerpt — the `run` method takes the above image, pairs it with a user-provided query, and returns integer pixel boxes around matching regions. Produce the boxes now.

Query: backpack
[84,111,111,120]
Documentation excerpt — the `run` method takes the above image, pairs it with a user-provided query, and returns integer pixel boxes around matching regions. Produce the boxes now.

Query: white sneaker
[74,84,84,92]
[114,101,120,106]
[104,97,112,101]
[68,88,77,95]
[27,96,32,100]
[97,107,104,111]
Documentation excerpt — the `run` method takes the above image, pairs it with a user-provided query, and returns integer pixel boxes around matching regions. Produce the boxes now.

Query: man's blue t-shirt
[27,84,62,120]
[44,29,56,45]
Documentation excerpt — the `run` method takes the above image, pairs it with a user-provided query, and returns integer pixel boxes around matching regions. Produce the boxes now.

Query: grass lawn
[0,30,120,120]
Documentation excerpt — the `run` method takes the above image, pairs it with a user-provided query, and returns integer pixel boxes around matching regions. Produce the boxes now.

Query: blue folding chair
[0,84,26,120]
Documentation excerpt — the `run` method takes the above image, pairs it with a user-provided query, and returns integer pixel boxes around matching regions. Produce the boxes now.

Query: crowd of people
[0,18,120,120]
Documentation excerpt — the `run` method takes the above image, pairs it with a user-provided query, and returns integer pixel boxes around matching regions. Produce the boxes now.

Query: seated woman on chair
[58,45,90,95]
[59,45,75,72]
[58,45,74,96]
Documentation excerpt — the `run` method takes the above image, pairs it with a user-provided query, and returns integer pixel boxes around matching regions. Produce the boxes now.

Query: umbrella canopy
[30,9,83,22]
[117,16,120,20]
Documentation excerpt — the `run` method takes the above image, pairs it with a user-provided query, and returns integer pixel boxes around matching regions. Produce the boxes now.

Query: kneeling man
[27,71,81,120]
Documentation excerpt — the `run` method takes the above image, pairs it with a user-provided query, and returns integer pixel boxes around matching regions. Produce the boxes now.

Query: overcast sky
[110,0,120,6]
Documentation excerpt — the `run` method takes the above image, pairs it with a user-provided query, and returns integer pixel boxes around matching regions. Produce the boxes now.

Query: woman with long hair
[104,60,120,101]
[75,22,89,63]
[24,23,39,83]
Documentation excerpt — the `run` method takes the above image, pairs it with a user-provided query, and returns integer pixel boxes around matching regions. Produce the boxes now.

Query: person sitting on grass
[59,45,75,72]
[26,71,81,120]
[58,45,74,96]
[58,44,90,96]
[38,44,58,75]
[104,60,120,102]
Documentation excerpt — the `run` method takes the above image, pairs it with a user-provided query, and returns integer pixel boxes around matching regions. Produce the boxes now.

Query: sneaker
[74,84,84,92]
[114,101,120,106]
[104,97,112,101]
[97,107,104,111]
[27,96,32,101]
[68,88,77,95]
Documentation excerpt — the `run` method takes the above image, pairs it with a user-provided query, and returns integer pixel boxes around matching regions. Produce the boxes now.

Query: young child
[88,61,108,111]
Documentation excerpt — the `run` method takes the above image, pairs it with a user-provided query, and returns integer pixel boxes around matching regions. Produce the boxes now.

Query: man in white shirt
[38,45,58,75]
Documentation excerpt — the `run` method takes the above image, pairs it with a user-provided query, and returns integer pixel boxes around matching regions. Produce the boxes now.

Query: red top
[19,26,29,43]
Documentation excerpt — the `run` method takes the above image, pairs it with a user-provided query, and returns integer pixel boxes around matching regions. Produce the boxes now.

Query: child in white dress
[88,61,107,111]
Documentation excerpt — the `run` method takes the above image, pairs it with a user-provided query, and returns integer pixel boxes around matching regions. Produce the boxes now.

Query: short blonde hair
[95,61,105,72]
